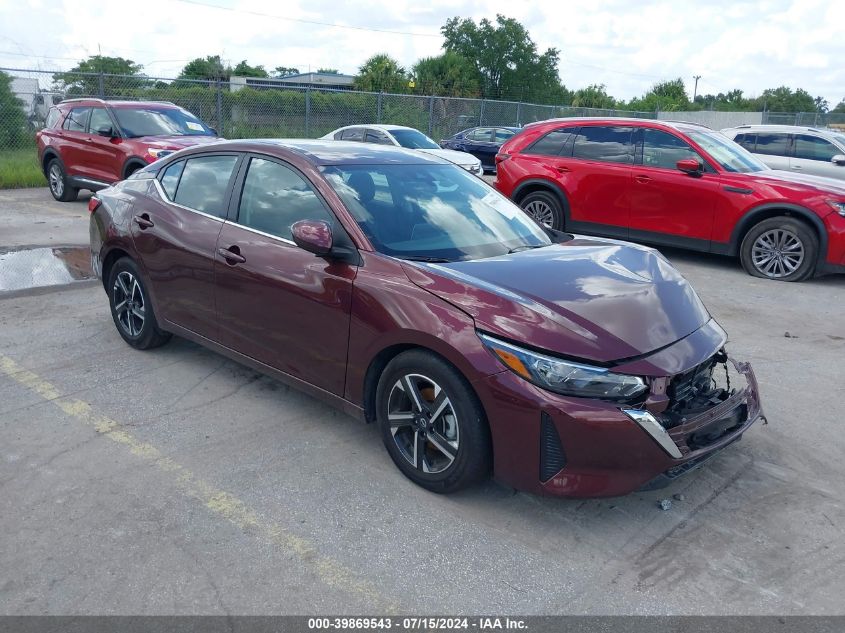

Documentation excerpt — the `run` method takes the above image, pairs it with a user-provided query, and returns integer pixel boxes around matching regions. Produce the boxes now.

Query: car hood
[135,135,222,150]
[401,237,712,364]
[743,169,845,195]
[417,147,481,167]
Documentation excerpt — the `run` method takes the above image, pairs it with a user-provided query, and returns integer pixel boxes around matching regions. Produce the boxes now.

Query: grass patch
[0,148,46,189]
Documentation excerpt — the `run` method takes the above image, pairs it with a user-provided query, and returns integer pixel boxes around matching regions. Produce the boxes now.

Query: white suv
[721,124,845,180]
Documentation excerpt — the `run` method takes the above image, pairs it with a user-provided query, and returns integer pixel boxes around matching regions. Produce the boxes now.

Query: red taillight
[495,153,510,164]
[88,197,101,214]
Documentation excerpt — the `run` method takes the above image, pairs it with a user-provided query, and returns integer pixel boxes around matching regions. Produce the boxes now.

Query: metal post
[216,80,223,133]
[516,101,522,127]
[377,91,383,124]
[305,86,311,137]
[428,95,435,137]
[98,72,105,98]
[479,99,485,126]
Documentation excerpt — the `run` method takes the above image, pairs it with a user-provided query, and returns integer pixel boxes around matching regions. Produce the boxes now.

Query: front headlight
[146,148,175,161]
[827,200,845,217]
[479,333,648,400]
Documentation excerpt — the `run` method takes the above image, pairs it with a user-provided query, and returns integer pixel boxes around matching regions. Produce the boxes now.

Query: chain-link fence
[2,66,844,157]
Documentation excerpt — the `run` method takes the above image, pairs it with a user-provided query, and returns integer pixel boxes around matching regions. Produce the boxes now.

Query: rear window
[754,133,790,157]
[172,155,239,218]
[522,129,573,157]
[572,126,634,164]
[340,128,364,141]
[44,108,60,129]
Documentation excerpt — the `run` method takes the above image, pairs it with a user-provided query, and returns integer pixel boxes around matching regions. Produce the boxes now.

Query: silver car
[721,124,845,180]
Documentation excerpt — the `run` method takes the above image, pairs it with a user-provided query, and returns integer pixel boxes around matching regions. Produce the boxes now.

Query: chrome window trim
[222,220,297,247]
[151,177,225,223]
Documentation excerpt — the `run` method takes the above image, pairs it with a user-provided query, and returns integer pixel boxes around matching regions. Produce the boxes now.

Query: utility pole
[692,75,702,101]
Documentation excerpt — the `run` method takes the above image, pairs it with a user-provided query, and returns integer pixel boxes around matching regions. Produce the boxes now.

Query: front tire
[376,350,491,493]
[107,258,171,349]
[519,190,564,230]
[47,158,78,202]
[739,216,818,281]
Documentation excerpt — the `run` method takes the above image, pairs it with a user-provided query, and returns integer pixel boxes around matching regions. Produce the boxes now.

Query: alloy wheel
[49,164,64,197]
[387,373,459,474]
[523,199,555,228]
[751,228,804,278]
[112,271,146,337]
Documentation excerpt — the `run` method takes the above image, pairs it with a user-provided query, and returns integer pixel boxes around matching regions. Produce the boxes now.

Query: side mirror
[677,158,703,175]
[96,126,116,138]
[832,154,845,166]
[291,220,333,256]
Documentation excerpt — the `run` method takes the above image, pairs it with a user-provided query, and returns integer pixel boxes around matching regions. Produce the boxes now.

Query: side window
[754,133,790,157]
[88,108,113,134]
[573,126,634,164]
[793,135,838,162]
[44,108,60,129]
[159,160,185,200]
[522,129,573,156]
[641,129,703,170]
[62,107,90,132]
[365,130,392,144]
[733,133,757,152]
[173,155,239,218]
[494,128,516,142]
[237,157,334,240]
[341,128,364,142]
[467,128,492,142]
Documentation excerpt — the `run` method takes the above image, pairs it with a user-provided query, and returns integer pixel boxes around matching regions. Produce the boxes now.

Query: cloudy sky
[0,0,842,106]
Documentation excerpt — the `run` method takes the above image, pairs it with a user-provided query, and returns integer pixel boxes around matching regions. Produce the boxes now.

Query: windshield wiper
[397,255,452,263]
[507,244,546,254]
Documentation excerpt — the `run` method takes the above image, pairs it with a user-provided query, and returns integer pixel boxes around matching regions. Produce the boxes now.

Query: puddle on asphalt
[0,247,94,292]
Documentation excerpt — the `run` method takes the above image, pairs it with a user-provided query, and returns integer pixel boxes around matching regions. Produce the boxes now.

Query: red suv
[36,98,219,202]
[495,118,845,281]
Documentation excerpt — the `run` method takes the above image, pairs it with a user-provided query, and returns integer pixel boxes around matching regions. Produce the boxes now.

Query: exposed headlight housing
[827,200,845,217]
[479,333,648,401]
[146,148,175,161]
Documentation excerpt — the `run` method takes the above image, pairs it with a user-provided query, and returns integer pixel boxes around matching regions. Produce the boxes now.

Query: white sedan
[321,124,484,176]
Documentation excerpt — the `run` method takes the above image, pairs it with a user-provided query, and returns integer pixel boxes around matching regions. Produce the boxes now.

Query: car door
[628,128,720,246]
[463,128,496,165]
[566,125,635,236]
[84,107,123,183]
[58,106,91,177]
[131,153,242,340]
[213,154,357,396]
[750,132,791,170]
[790,134,845,179]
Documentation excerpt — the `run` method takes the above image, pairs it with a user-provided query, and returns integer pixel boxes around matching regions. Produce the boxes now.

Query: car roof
[331,124,420,133]
[59,98,180,109]
[523,116,713,132]
[722,124,838,136]
[184,138,450,165]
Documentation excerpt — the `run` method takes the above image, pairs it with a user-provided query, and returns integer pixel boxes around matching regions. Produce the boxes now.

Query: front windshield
[113,107,215,138]
[687,130,768,173]
[390,129,440,149]
[323,164,551,262]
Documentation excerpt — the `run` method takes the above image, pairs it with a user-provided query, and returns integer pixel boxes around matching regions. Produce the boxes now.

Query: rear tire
[107,258,171,349]
[376,350,491,493]
[739,216,818,282]
[519,190,564,230]
[47,158,78,202]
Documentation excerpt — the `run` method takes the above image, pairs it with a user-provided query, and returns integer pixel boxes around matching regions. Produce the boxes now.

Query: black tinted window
[238,158,334,240]
[341,128,364,141]
[466,128,492,141]
[63,107,90,132]
[173,155,239,217]
[160,161,185,200]
[573,126,634,164]
[754,133,789,156]
[793,135,838,161]
[642,129,702,170]
[365,130,392,144]
[733,133,757,151]
[494,128,516,142]
[522,129,572,156]
[88,108,113,134]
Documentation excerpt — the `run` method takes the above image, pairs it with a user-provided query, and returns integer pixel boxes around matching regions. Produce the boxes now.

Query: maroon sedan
[89,140,764,497]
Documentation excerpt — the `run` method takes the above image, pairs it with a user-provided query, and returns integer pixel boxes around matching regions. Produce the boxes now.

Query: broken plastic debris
[658,499,672,511]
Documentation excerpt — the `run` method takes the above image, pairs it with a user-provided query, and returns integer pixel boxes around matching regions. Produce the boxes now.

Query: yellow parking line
[0,354,396,612]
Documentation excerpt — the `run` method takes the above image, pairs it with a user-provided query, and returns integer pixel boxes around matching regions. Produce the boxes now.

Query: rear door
[84,107,123,183]
[131,153,242,340]
[463,128,496,166]
[628,128,720,246]
[58,106,91,177]
[790,134,845,179]
[213,155,357,395]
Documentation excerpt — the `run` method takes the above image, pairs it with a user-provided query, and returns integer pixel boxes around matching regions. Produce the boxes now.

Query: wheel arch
[122,157,148,179]
[511,178,571,221]
[730,203,827,268]
[100,246,133,291]
[41,149,60,176]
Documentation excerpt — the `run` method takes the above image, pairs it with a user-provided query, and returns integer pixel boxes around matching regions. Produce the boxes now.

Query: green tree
[316,68,340,74]
[232,60,268,78]
[441,14,561,103]
[273,66,301,77]
[0,71,28,148]
[627,78,690,112]
[53,55,145,96]
[412,52,479,97]
[571,84,616,109]
[354,54,407,93]
[178,55,230,82]
[754,86,816,112]
[831,99,845,114]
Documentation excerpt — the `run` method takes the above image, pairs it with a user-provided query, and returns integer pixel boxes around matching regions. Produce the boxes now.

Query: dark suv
[36,99,219,201]
[495,118,845,281]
